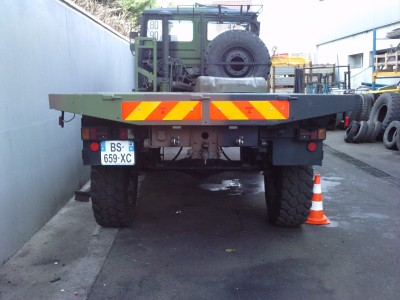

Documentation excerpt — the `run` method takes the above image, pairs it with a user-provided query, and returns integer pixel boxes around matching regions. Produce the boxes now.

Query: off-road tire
[204,30,270,79]
[348,95,363,123]
[91,166,138,228]
[344,120,360,143]
[353,120,369,143]
[360,94,374,121]
[369,93,400,131]
[364,120,375,141]
[264,165,313,227]
[367,121,382,142]
[396,128,400,151]
[366,93,376,104]
[383,121,400,150]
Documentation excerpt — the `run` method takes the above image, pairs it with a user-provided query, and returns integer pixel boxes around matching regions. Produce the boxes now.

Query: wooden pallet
[270,66,296,93]
[374,50,400,72]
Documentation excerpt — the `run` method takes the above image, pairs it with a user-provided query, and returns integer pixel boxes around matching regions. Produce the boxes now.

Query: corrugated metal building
[315,0,400,90]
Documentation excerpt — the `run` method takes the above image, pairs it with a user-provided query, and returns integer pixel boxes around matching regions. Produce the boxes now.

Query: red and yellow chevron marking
[210,100,289,120]
[122,101,202,121]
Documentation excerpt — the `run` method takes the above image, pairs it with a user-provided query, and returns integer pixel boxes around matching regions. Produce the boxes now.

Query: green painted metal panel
[134,37,157,92]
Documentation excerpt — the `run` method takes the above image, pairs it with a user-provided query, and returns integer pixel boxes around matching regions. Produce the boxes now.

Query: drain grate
[324,144,400,190]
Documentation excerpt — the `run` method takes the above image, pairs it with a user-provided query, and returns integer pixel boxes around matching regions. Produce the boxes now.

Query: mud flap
[271,140,323,166]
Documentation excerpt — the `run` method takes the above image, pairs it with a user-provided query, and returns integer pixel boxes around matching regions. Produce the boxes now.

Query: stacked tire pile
[344,92,400,151]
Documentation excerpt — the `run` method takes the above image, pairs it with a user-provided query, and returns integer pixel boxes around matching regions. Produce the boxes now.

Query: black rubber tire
[368,93,400,131]
[91,166,138,228]
[365,93,376,104]
[204,30,271,79]
[367,121,382,142]
[364,120,376,142]
[383,121,400,150]
[353,120,369,143]
[344,120,360,143]
[348,94,363,123]
[264,165,313,227]
[396,128,400,151]
[360,94,374,121]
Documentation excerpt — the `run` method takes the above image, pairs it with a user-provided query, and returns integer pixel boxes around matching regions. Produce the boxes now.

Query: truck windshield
[207,21,249,40]
[146,19,193,42]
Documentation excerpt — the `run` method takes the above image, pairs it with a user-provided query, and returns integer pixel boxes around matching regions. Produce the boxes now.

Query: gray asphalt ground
[1,130,399,300]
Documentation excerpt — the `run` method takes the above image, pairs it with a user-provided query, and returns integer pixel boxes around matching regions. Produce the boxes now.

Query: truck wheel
[369,93,400,131]
[264,165,313,227]
[91,166,138,228]
[204,30,271,79]
[383,121,400,150]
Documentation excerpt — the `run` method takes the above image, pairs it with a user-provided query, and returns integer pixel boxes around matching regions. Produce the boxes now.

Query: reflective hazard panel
[122,100,289,122]
[122,101,202,121]
[210,100,290,120]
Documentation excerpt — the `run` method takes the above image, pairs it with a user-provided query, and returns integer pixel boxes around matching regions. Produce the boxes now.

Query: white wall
[315,23,400,89]
[0,0,134,264]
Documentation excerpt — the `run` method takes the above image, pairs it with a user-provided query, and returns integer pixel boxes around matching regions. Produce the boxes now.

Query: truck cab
[133,4,270,92]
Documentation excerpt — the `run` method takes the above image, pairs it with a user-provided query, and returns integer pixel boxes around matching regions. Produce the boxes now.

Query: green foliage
[118,0,157,30]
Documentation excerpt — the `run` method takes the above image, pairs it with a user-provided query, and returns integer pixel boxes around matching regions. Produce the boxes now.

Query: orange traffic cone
[306,173,330,225]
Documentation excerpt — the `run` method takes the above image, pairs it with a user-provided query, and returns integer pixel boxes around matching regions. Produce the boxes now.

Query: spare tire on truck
[204,30,271,79]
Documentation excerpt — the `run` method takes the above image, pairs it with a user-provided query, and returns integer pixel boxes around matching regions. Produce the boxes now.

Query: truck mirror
[130,31,138,39]
[129,31,138,52]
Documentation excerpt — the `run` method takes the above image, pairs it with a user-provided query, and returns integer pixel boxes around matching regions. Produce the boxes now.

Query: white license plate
[100,141,135,165]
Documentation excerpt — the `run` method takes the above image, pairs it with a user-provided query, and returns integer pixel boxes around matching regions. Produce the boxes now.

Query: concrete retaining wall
[0,0,134,264]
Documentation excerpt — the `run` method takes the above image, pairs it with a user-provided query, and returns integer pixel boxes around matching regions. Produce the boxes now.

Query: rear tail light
[317,128,326,140]
[119,128,128,139]
[298,128,326,141]
[81,127,109,140]
[119,128,135,139]
[81,127,133,140]
[307,142,317,152]
[90,142,100,152]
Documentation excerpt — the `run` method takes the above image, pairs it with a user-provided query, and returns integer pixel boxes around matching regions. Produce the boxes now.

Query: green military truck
[49,4,358,228]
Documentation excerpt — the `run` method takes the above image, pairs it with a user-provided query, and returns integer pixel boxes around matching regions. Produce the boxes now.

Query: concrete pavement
[0,131,399,299]
[0,181,118,299]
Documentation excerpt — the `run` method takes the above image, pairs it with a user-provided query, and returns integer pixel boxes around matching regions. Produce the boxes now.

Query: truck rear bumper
[82,125,325,169]
[49,92,359,126]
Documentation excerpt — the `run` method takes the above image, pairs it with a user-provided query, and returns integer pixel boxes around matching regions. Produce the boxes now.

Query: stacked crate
[269,55,308,93]
[270,65,296,93]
